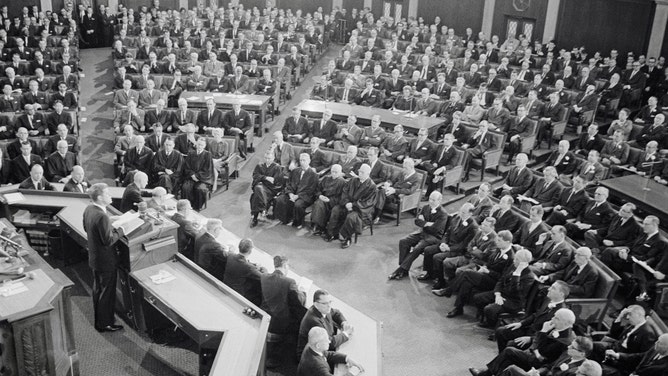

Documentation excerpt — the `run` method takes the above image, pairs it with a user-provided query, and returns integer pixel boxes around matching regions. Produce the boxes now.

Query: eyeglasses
[316,300,332,306]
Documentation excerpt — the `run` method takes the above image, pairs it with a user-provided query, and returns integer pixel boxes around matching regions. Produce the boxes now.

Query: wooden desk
[181,91,271,135]
[182,213,383,376]
[297,99,445,138]
[0,220,79,376]
[600,175,668,228]
[132,255,270,376]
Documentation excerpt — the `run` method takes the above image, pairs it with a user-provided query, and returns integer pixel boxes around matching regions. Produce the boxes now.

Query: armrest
[443,166,463,186]
[483,148,503,165]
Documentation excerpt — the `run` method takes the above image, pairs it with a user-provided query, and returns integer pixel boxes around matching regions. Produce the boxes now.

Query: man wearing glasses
[296,289,354,359]
[297,327,364,376]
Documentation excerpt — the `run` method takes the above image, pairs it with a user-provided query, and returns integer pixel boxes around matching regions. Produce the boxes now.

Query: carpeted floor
[68,46,498,376]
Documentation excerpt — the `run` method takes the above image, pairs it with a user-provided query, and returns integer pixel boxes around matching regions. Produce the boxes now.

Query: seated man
[113,99,145,133]
[406,128,436,169]
[494,281,571,352]
[46,100,73,135]
[600,130,630,168]
[469,183,495,222]
[566,150,605,186]
[274,153,319,228]
[529,225,574,276]
[517,166,563,212]
[425,203,479,286]
[489,195,522,233]
[122,135,154,186]
[11,140,43,184]
[536,247,599,299]
[438,216,498,284]
[493,153,533,198]
[373,158,421,223]
[120,171,149,213]
[544,140,578,177]
[514,205,549,255]
[630,114,667,149]
[358,115,386,152]
[194,218,228,280]
[473,249,536,328]
[388,191,448,280]
[424,134,458,198]
[591,305,657,371]
[573,124,605,157]
[569,85,598,128]
[63,165,90,193]
[196,98,223,134]
[435,230,516,312]
[172,200,198,259]
[311,164,347,237]
[353,78,382,107]
[113,78,139,109]
[181,138,214,211]
[469,308,576,376]
[297,326,364,376]
[222,102,253,158]
[332,115,363,152]
[44,123,79,156]
[463,121,497,180]
[338,145,362,179]
[18,164,55,191]
[150,138,183,193]
[498,337,595,376]
[296,289,354,360]
[45,140,77,183]
[544,175,590,226]
[309,110,338,148]
[326,164,377,248]
[223,239,265,306]
[282,107,309,143]
[379,124,409,163]
[503,105,533,163]
[564,187,614,241]
[584,203,640,255]
[600,216,666,277]
[623,141,662,177]
[536,92,566,144]
[250,150,284,227]
[602,333,668,376]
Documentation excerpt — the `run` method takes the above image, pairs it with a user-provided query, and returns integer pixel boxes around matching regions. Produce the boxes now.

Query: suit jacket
[63,178,90,193]
[282,116,309,140]
[608,321,657,356]
[45,152,76,182]
[578,200,614,229]
[505,166,533,195]
[430,145,457,168]
[594,215,640,247]
[120,183,143,212]
[525,178,563,206]
[260,269,306,334]
[297,305,348,357]
[225,75,250,93]
[443,215,478,254]
[354,88,381,107]
[223,253,263,306]
[11,154,43,183]
[530,328,575,366]
[284,167,318,204]
[547,261,598,298]
[196,109,224,134]
[296,348,347,376]
[194,232,227,281]
[309,119,338,144]
[495,264,536,309]
[554,187,589,218]
[545,151,578,175]
[415,204,449,243]
[144,110,172,131]
[618,348,668,376]
[514,221,549,253]
[46,111,73,134]
[171,109,197,128]
[576,133,605,153]
[18,177,54,191]
[145,133,168,153]
[0,160,10,184]
[493,209,521,233]
[408,139,435,162]
[82,205,120,272]
[535,240,574,273]
[600,140,630,164]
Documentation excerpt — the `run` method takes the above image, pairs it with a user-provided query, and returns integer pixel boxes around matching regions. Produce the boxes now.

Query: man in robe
[150,138,182,193]
[181,138,214,211]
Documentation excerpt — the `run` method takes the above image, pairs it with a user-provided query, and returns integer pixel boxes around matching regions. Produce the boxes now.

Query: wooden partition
[416,0,485,34]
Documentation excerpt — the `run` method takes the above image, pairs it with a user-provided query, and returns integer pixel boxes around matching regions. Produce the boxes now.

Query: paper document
[0,281,28,297]
[3,193,25,204]
[112,212,144,234]
[150,270,175,284]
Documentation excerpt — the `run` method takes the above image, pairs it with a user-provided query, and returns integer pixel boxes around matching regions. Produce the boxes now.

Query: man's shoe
[388,268,406,280]
[431,280,446,290]
[487,333,496,341]
[432,288,451,297]
[477,321,494,329]
[96,324,123,332]
[469,367,489,376]
[323,234,334,242]
[250,218,258,228]
[417,273,433,282]
[446,308,463,317]
[341,239,352,249]
[313,229,323,236]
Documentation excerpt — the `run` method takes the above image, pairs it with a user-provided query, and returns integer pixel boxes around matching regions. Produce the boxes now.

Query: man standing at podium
[83,183,124,332]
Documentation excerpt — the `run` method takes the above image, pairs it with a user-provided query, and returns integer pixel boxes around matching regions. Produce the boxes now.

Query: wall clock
[513,0,531,12]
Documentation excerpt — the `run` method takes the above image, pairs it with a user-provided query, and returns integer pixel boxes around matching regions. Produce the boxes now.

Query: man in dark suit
[518,166,563,211]
[297,289,354,359]
[529,225,575,276]
[11,141,42,183]
[469,308,577,376]
[196,98,224,134]
[545,140,578,176]
[545,175,590,226]
[406,128,436,168]
[282,107,310,143]
[373,158,421,223]
[584,203,641,253]
[494,281,571,352]
[172,200,199,260]
[297,327,363,376]
[82,183,123,332]
[389,191,448,280]
[262,255,307,367]
[172,99,197,131]
[144,123,168,153]
[499,347,594,376]
[605,333,668,376]
[574,124,605,157]
[514,205,549,254]
[62,165,90,193]
[424,134,459,197]
[600,215,666,275]
[18,164,54,191]
[564,187,614,241]
[494,153,533,198]
[144,100,172,133]
[194,219,227,281]
[223,239,265,306]
[120,171,148,212]
[274,153,319,228]
[538,247,599,299]
[463,121,497,180]
[490,195,522,233]
[44,140,77,183]
[592,305,657,371]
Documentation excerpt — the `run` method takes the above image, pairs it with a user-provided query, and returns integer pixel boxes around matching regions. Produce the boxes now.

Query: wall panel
[662,13,668,59]
[556,0,654,58]
[416,0,484,34]
[491,0,548,42]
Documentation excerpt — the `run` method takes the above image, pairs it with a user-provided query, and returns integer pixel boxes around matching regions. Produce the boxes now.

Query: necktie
[343,89,348,101]
[37,182,42,190]
[422,66,427,79]
[567,190,574,203]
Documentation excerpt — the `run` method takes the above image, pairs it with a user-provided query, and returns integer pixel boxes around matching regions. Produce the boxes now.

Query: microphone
[4,271,35,282]
[0,233,23,249]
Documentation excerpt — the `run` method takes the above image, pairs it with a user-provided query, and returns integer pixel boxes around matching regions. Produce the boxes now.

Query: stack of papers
[0,281,28,297]
[150,270,175,284]
[112,212,144,235]
[3,192,25,204]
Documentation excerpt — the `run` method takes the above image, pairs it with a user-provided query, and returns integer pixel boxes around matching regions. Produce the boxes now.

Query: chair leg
[370,221,374,235]
[354,233,358,244]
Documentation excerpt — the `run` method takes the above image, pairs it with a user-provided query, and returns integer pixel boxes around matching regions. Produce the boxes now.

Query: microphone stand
[642,160,662,191]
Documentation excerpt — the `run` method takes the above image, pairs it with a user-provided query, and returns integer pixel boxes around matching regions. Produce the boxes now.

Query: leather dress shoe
[250,218,259,228]
[312,229,323,236]
[96,324,123,332]
[431,280,446,290]
[388,269,407,280]
[416,273,433,282]
[469,367,489,376]
[432,288,451,297]
[446,308,463,318]
[341,239,352,249]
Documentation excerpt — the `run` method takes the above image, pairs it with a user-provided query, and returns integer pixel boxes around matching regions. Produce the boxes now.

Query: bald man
[63,165,90,192]
[120,171,148,212]
[18,164,55,191]
[45,139,77,182]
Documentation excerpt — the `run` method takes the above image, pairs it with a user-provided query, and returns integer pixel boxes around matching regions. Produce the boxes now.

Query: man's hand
[438,243,450,252]
[514,336,531,347]
[540,320,555,333]
[602,239,613,246]
[319,195,330,202]
[654,271,665,280]
[478,265,490,274]
[417,214,425,221]
[345,202,353,211]
[342,322,354,337]
[618,248,629,260]
[265,176,275,183]
[289,193,298,202]
[505,322,522,330]
[537,275,549,283]
[346,357,364,374]
[165,169,173,175]
[424,221,434,227]
[191,174,199,181]
[494,293,505,306]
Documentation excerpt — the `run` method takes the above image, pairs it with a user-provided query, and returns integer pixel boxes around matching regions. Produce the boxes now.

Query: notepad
[3,192,25,204]
[112,212,144,234]
[0,281,28,297]
[150,270,175,284]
